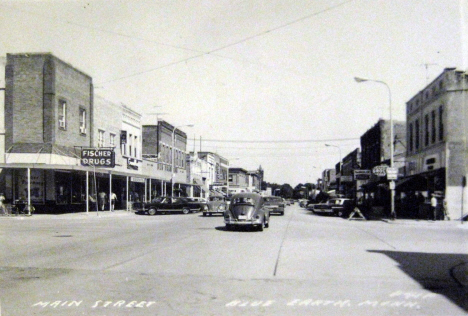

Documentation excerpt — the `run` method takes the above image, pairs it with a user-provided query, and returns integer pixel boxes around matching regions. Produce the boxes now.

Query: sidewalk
[0,209,135,219]
[53,209,134,218]
[380,218,468,229]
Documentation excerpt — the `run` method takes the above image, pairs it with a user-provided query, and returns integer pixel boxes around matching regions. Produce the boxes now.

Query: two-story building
[0,53,194,213]
[360,119,406,217]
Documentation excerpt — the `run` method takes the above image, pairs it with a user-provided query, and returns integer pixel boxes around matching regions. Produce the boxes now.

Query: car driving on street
[204,196,229,216]
[262,196,285,215]
[224,193,270,231]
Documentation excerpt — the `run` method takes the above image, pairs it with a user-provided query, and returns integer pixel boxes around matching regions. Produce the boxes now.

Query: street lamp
[171,124,194,197]
[354,76,395,219]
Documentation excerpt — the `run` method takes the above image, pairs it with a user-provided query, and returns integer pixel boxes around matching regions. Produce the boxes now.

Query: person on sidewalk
[0,193,6,215]
[430,193,438,221]
[110,192,117,212]
[98,191,107,211]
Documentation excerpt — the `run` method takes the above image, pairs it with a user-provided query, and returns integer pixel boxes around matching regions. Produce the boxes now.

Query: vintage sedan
[204,196,229,216]
[262,196,285,215]
[133,196,208,215]
[224,193,270,231]
[310,198,354,217]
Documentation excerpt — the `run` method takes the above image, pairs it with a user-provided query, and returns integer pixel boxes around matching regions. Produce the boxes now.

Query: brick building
[403,68,468,220]
[0,53,190,213]
[360,119,406,217]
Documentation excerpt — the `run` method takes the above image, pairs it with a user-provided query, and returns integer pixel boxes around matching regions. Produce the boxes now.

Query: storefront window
[14,169,45,204]
[56,172,71,205]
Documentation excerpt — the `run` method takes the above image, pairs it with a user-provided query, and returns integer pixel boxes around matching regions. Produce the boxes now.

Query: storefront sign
[81,149,115,168]
[372,165,388,177]
[354,169,371,180]
[131,177,146,183]
[386,167,398,180]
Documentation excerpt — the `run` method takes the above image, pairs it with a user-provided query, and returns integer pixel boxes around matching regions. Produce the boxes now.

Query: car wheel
[337,210,344,217]
[148,208,157,216]
[182,207,190,214]
[280,211,284,216]
[258,224,264,231]
[264,220,269,228]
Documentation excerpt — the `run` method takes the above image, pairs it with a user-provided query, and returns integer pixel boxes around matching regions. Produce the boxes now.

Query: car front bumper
[313,208,333,214]
[224,218,263,225]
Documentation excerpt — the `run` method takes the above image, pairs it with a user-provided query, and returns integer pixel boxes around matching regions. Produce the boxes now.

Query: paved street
[0,204,467,315]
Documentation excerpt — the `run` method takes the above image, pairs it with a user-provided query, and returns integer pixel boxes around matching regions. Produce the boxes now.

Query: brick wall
[5,53,92,153]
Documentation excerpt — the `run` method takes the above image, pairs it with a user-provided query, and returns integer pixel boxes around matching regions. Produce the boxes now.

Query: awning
[359,179,388,191]
[193,178,208,192]
[396,175,428,191]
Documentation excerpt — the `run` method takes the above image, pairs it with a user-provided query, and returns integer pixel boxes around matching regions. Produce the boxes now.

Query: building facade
[360,119,406,217]
[0,53,194,213]
[404,68,468,219]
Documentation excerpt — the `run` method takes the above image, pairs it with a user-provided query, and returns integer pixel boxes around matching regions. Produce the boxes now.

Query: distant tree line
[261,181,317,199]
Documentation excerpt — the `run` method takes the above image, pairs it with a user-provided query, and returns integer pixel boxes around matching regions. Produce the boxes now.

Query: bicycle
[13,203,35,216]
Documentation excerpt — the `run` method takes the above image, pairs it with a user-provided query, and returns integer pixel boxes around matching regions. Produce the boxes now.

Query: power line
[97,0,354,84]
[1,4,205,54]
[188,137,359,144]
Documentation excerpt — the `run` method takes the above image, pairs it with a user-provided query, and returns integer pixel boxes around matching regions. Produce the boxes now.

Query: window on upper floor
[58,100,67,130]
[424,114,429,147]
[134,135,138,158]
[79,108,87,134]
[431,110,436,144]
[439,105,444,141]
[110,133,116,147]
[98,130,105,147]
[408,122,413,153]
[128,133,132,157]
[415,119,420,150]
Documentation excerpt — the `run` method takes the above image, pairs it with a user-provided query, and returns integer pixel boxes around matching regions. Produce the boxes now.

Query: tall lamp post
[325,143,342,194]
[354,76,395,219]
[171,124,194,197]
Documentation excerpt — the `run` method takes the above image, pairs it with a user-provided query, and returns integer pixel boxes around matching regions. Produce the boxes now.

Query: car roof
[230,193,263,205]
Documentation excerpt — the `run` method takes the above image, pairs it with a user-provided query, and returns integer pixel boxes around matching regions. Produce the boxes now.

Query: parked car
[299,199,309,208]
[224,193,270,231]
[133,196,208,215]
[262,196,285,215]
[187,197,207,203]
[204,196,229,216]
[311,198,354,217]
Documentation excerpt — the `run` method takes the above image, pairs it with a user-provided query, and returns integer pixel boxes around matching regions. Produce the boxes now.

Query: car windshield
[231,197,255,205]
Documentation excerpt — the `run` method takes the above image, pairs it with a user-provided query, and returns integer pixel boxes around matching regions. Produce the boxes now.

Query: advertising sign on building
[354,169,371,180]
[372,165,388,177]
[386,167,398,180]
[81,149,115,168]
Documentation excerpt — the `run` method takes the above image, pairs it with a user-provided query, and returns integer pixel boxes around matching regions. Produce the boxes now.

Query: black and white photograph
[0,0,467,315]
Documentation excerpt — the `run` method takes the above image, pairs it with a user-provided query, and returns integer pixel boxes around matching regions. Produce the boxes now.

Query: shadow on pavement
[368,250,468,312]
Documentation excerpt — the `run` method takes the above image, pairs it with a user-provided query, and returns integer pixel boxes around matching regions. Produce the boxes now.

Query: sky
[0,0,466,186]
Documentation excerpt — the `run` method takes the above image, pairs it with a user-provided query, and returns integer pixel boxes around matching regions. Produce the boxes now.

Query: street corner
[451,262,468,287]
